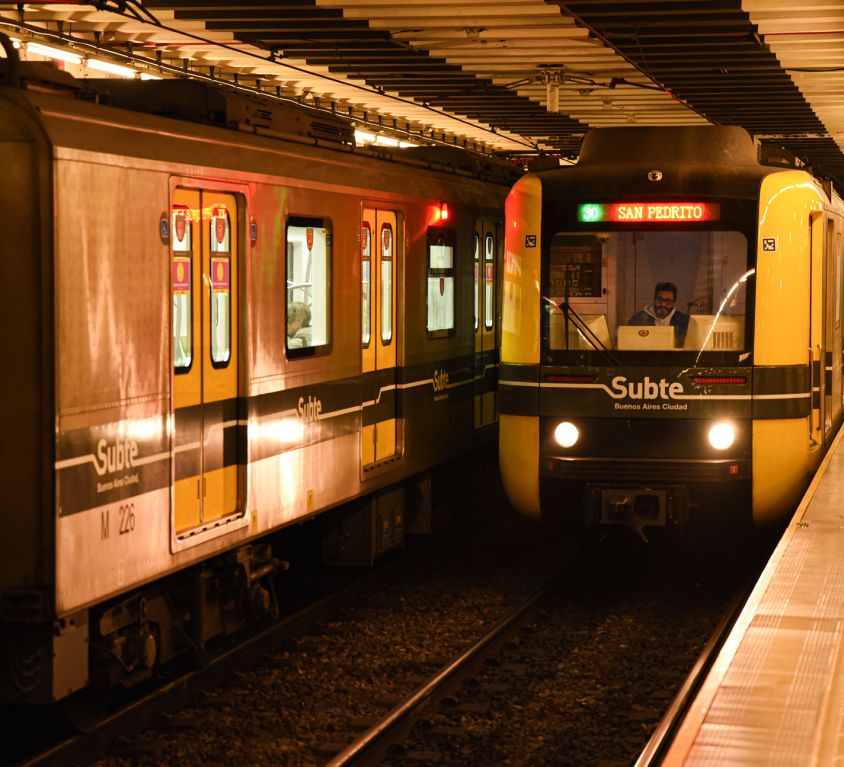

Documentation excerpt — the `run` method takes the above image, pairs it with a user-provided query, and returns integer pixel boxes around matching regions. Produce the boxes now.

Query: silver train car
[0,58,512,713]
[499,126,844,545]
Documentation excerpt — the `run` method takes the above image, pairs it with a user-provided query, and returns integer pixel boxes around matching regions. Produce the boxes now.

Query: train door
[361,207,400,468]
[474,219,500,428]
[825,219,842,444]
[172,188,240,541]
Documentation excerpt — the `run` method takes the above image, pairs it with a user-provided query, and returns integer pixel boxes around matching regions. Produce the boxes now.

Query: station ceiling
[2,1,843,185]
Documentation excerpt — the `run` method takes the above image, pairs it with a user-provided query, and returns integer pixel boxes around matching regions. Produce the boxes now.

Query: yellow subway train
[499,126,844,544]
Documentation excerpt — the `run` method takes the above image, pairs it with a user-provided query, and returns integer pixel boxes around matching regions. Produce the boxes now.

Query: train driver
[287,301,312,348]
[628,281,689,346]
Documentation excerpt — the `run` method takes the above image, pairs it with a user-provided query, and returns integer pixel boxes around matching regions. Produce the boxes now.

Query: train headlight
[554,421,579,448]
[707,421,735,450]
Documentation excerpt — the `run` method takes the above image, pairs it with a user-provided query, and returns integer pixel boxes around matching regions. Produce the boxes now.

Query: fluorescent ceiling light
[87,58,137,78]
[27,42,81,65]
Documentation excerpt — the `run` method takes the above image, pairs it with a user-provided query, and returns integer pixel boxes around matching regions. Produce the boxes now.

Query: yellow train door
[172,189,239,538]
[474,219,500,428]
[362,208,400,468]
[824,219,842,445]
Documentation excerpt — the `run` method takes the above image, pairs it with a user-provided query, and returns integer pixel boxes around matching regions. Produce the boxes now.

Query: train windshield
[545,229,751,359]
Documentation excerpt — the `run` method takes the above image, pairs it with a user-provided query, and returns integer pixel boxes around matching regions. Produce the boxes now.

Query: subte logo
[433,369,449,392]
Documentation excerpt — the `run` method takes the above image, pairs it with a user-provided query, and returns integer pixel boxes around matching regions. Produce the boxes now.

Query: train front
[499,127,770,543]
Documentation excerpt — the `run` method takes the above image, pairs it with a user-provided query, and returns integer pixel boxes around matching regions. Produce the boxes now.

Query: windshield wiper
[558,298,622,367]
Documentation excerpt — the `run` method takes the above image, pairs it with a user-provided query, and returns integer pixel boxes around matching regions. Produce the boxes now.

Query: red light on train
[692,376,746,385]
[431,202,450,223]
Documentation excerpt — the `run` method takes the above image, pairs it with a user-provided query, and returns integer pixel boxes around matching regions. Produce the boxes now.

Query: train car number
[100,502,136,540]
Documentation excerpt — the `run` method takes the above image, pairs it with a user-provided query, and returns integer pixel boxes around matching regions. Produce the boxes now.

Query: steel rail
[17,567,395,767]
[326,582,553,767]
[633,583,753,767]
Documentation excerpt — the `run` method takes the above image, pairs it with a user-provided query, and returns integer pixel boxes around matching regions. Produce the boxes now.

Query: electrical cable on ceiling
[5,0,539,152]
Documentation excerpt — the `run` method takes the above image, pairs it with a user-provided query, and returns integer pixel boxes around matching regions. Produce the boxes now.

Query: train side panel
[752,170,826,524]
[499,174,542,519]
[54,154,173,614]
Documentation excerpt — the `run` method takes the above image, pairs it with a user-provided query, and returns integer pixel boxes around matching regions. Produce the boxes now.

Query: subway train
[0,49,514,717]
[499,126,844,544]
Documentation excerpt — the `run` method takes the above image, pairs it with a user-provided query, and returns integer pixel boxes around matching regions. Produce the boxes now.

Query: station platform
[662,426,844,766]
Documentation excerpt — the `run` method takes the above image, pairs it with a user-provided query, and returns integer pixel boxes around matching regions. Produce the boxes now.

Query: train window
[286,217,332,354]
[362,221,372,347]
[209,206,231,366]
[426,226,456,337]
[473,233,480,332]
[484,233,495,331]
[380,223,394,344]
[549,236,602,298]
[172,204,193,371]
[546,230,750,356]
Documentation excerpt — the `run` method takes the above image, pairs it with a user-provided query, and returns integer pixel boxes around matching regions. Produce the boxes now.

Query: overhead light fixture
[26,42,82,65]
[543,69,562,113]
[546,80,559,113]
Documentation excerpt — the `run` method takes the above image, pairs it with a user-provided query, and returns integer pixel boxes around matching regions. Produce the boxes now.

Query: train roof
[532,125,835,203]
[0,57,521,189]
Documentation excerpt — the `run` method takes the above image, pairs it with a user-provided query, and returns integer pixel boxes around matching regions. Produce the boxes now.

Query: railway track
[326,583,555,767]
[13,499,769,767]
[16,569,392,767]
[316,576,754,767]
[634,585,755,767]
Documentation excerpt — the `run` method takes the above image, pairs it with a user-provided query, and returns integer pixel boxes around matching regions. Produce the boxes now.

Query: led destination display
[577,202,720,223]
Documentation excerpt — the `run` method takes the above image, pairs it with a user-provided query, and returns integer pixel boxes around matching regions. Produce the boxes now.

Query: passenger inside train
[287,301,313,348]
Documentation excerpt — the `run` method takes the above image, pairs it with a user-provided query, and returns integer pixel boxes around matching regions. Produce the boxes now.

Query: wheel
[59,687,111,732]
